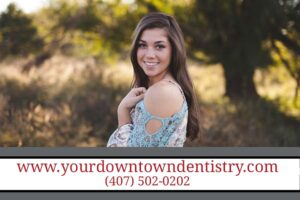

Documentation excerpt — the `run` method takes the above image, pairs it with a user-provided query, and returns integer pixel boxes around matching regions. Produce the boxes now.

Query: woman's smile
[144,61,160,69]
[144,61,159,66]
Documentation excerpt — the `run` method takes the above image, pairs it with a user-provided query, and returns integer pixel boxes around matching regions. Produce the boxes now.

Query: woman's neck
[148,72,173,86]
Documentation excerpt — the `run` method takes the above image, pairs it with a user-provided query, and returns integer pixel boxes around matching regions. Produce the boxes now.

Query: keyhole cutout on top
[145,119,163,134]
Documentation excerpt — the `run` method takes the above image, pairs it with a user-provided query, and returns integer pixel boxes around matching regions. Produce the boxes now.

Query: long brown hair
[130,12,200,140]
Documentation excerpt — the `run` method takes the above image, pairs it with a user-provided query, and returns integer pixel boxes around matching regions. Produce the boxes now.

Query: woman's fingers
[133,87,146,96]
[129,87,146,103]
[119,87,146,109]
[136,87,146,93]
[133,92,145,102]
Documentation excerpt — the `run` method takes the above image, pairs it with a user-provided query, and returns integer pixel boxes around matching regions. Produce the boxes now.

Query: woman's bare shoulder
[143,80,184,118]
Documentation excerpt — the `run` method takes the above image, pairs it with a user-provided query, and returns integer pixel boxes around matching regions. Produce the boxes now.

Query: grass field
[0,55,299,146]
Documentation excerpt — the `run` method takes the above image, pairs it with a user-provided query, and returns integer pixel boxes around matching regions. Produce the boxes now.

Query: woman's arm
[107,87,146,147]
[143,81,184,133]
[117,87,146,127]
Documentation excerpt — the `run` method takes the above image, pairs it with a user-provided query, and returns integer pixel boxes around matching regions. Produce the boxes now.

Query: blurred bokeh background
[0,0,299,147]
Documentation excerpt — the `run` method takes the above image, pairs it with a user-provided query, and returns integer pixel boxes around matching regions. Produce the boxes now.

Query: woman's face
[137,28,172,85]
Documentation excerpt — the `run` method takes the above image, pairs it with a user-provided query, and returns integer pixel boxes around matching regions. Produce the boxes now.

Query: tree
[0,3,43,59]
[178,0,300,99]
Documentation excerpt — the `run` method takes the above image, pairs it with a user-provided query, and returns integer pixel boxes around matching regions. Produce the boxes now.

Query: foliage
[0,56,131,146]
[1,0,299,84]
[187,98,300,146]
[31,0,139,61]
[0,57,299,146]
[271,41,300,105]
[176,0,300,99]
[0,3,43,59]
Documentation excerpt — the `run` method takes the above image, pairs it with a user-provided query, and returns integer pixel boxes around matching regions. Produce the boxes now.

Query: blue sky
[0,0,49,13]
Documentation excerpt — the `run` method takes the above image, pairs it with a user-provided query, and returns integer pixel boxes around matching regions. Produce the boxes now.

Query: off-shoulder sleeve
[126,101,188,147]
[165,112,188,147]
[106,124,133,147]
[106,100,188,147]
[106,109,135,147]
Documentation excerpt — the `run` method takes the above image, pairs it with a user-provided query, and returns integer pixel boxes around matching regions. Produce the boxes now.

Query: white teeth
[145,62,159,66]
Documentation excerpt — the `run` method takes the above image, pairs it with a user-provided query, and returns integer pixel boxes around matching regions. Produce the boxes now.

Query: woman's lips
[144,61,159,67]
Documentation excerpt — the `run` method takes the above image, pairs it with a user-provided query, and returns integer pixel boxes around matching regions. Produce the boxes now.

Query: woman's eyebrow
[154,41,166,44]
[139,39,167,44]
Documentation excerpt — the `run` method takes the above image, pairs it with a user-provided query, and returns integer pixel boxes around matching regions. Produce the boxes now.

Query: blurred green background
[0,0,299,147]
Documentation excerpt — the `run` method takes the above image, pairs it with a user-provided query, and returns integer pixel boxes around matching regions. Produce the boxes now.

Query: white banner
[0,158,299,190]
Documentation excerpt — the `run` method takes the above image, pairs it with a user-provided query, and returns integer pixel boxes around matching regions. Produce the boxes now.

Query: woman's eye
[138,43,146,48]
[156,45,165,50]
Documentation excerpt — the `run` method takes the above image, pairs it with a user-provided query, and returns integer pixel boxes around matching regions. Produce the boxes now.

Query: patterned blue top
[107,80,188,147]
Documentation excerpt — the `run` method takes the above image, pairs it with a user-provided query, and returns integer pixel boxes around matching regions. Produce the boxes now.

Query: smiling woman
[106,12,200,147]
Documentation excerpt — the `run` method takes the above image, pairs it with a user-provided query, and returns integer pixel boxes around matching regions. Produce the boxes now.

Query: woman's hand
[117,87,146,127]
[118,87,147,110]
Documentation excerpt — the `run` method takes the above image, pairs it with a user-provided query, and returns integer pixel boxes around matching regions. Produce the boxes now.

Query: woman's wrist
[117,105,132,127]
[117,103,131,113]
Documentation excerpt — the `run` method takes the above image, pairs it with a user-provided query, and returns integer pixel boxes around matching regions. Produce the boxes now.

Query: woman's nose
[145,48,155,58]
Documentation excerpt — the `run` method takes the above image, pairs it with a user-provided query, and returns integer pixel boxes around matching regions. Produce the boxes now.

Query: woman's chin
[143,71,156,77]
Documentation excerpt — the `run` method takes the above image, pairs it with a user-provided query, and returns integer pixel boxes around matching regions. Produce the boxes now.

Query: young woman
[107,12,200,147]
